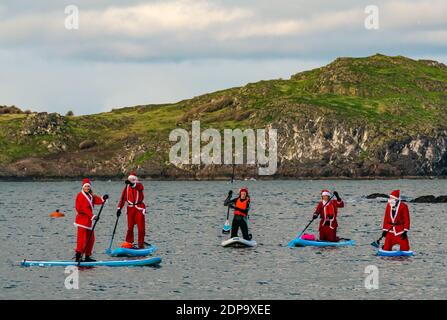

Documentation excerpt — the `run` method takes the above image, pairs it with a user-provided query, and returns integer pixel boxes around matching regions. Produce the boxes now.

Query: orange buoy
[49,209,65,218]
[120,241,133,249]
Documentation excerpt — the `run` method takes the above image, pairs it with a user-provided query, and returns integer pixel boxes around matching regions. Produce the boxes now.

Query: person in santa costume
[312,190,344,242]
[116,172,147,249]
[74,178,109,262]
[381,190,411,251]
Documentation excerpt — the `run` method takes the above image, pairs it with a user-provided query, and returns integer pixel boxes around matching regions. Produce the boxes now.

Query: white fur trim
[392,230,404,236]
[128,175,137,181]
[322,201,335,229]
[321,191,331,197]
[74,222,92,230]
[81,191,93,209]
[135,205,146,215]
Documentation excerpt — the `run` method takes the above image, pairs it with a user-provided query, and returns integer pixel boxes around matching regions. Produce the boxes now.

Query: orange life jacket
[234,198,249,217]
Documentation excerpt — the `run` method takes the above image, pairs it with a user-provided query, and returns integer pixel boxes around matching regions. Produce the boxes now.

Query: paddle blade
[370,241,380,248]
[222,220,231,233]
[287,240,296,248]
[288,234,300,247]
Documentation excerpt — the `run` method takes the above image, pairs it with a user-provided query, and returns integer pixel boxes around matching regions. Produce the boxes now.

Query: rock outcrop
[20,112,66,136]
[366,193,389,199]
[411,195,447,203]
[0,105,28,114]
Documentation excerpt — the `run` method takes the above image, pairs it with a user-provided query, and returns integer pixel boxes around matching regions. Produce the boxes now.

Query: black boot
[75,252,82,262]
[84,256,96,262]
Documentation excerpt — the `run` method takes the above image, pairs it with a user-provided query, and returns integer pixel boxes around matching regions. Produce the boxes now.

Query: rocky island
[0,54,446,180]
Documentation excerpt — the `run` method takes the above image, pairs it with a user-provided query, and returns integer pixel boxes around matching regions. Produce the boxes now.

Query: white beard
[388,199,397,208]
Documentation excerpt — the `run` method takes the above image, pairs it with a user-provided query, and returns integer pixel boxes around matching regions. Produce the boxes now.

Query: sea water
[0,179,446,299]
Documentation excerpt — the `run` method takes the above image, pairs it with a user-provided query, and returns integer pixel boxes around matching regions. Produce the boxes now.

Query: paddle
[222,164,235,233]
[78,200,106,265]
[105,186,127,255]
[289,193,336,246]
[371,225,393,248]
[105,215,120,255]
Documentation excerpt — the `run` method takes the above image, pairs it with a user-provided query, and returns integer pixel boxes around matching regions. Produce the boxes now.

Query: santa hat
[128,172,138,181]
[239,187,249,195]
[321,189,331,197]
[82,178,91,188]
[389,190,400,200]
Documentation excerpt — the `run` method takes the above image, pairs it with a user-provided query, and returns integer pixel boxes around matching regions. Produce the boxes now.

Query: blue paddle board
[110,245,157,257]
[21,256,162,267]
[288,236,355,247]
[377,249,414,257]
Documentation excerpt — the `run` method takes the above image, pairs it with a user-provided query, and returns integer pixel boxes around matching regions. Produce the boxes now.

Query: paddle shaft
[374,225,394,245]
[298,218,316,238]
[106,186,127,252]
[79,200,106,264]
[225,206,231,222]
[106,215,120,253]
[297,194,336,238]
[223,164,236,229]
[227,164,235,220]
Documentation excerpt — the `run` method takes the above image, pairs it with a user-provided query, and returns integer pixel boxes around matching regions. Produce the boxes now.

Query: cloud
[0,52,323,115]
[219,9,362,39]
[403,30,447,45]
[382,0,447,29]
[0,0,446,62]
[94,1,250,34]
[0,0,446,114]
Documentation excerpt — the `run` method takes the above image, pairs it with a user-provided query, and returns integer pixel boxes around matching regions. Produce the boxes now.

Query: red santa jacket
[314,199,345,230]
[75,191,104,229]
[382,201,410,236]
[117,183,146,214]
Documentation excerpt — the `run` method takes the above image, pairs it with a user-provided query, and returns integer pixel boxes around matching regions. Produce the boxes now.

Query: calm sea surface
[1,179,446,299]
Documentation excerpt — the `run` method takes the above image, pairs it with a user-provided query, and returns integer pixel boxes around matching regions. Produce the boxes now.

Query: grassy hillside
[1,54,446,178]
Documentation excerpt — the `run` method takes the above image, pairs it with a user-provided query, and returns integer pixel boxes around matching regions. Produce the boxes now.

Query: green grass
[1,54,446,166]
[135,150,155,165]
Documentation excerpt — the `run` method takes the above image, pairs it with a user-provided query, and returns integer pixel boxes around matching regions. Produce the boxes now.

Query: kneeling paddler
[224,187,252,240]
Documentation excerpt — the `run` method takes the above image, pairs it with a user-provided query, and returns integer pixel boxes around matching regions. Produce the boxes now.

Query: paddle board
[110,245,157,257]
[21,256,162,267]
[377,249,414,257]
[288,236,355,247]
[221,237,257,248]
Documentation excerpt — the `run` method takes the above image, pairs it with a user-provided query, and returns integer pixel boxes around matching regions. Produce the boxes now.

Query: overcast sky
[1,0,446,115]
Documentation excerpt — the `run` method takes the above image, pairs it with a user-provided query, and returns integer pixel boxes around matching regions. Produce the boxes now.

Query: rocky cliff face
[1,54,446,179]
[275,116,447,177]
